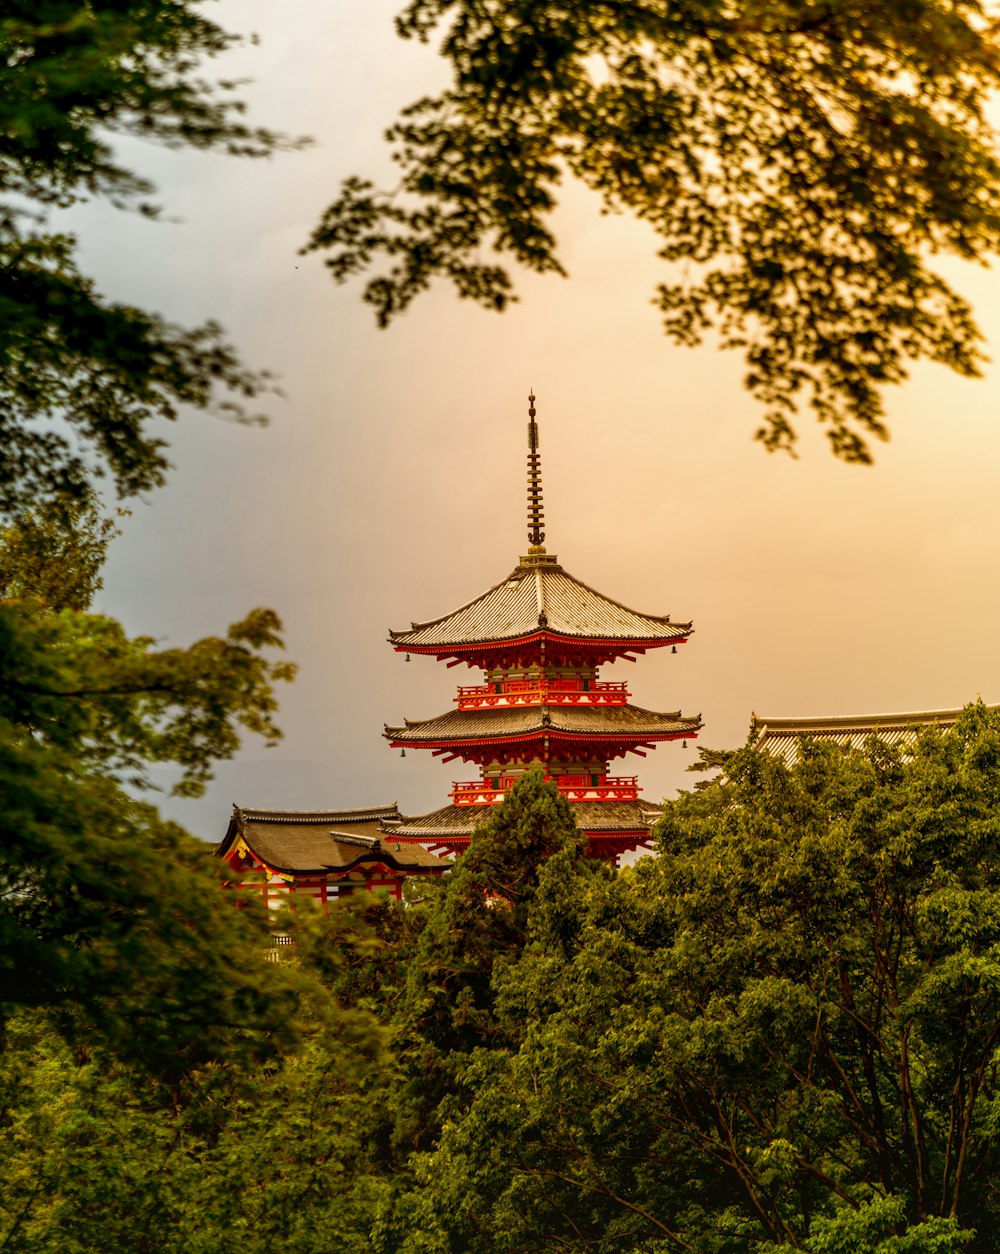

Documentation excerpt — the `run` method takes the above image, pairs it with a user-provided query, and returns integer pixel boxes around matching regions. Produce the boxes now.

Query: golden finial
[526,392,545,549]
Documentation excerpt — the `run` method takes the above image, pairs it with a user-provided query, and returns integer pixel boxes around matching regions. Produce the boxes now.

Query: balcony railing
[455,678,629,710]
[452,775,640,805]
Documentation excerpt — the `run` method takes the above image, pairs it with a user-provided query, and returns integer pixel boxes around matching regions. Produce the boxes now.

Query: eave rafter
[387,729,696,751]
[396,631,690,671]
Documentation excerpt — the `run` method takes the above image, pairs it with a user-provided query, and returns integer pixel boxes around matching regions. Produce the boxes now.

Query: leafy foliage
[0,492,119,610]
[0,9,387,1245]
[2,600,296,797]
[0,1006,385,1253]
[310,0,1000,461]
[0,737,307,1076]
[0,1,300,511]
[362,771,609,1249]
[399,765,592,1058]
[0,497,303,1073]
[407,706,1000,1251]
[0,495,296,797]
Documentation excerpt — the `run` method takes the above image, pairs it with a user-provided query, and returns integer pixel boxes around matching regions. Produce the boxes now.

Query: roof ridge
[391,798,664,835]
[753,705,995,732]
[388,559,693,651]
[388,701,690,725]
[237,804,400,822]
[622,702,685,719]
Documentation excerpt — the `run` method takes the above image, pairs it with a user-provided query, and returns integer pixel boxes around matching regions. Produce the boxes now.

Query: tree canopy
[309,0,1000,462]
[402,708,1000,1251]
[0,494,117,610]
[10,727,1000,1250]
[0,5,367,1235]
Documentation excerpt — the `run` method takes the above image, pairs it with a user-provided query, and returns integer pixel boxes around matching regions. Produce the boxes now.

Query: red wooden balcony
[455,678,629,710]
[451,775,640,805]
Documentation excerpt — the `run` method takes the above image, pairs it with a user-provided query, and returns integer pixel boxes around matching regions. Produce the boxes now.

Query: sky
[67,1,1000,840]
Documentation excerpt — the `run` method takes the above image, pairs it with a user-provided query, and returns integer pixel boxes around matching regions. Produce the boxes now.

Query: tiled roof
[389,553,692,650]
[385,703,701,744]
[384,798,664,839]
[751,706,988,768]
[219,805,449,876]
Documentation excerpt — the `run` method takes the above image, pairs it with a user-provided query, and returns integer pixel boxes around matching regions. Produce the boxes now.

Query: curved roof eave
[384,703,702,744]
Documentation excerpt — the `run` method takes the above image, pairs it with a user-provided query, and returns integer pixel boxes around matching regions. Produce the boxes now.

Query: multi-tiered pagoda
[383,396,701,864]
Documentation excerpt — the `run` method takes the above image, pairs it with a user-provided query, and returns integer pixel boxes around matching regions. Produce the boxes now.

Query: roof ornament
[526,391,546,551]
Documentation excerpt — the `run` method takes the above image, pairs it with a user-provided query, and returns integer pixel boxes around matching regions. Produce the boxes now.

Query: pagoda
[383,396,701,864]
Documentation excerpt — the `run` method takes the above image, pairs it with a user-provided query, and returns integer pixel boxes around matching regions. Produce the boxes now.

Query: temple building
[751,705,990,765]
[382,395,701,864]
[217,804,448,903]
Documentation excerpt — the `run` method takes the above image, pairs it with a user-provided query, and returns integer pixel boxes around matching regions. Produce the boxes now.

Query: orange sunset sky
[69,0,1000,838]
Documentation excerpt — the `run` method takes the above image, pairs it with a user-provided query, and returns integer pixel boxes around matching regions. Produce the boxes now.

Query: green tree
[393,768,594,1126]
[310,0,1000,462]
[366,770,609,1251]
[405,706,1000,1251]
[0,3,314,1073]
[283,773,603,1251]
[0,10,375,1244]
[401,767,590,1053]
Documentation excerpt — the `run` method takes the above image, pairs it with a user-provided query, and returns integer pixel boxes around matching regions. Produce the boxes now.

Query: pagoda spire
[526,392,545,549]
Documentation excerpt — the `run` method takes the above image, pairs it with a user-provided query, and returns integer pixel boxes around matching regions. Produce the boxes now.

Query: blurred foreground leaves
[0,0,301,510]
[311,0,1000,461]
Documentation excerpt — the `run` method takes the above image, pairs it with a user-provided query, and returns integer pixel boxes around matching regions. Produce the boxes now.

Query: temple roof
[388,552,692,652]
[383,798,664,840]
[751,705,988,767]
[219,805,449,876]
[386,703,701,745]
